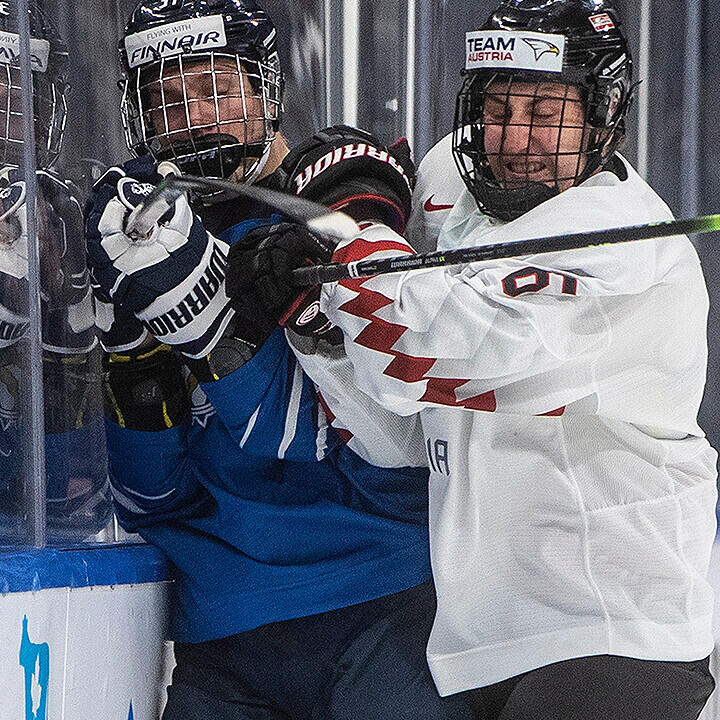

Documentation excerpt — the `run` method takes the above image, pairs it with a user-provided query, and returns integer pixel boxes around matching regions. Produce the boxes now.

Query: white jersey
[303,142,718,695]
[286,332,426,469]
[405,133,465,253]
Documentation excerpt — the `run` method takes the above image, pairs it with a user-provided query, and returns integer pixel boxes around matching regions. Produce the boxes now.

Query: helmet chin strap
[240,139,272,185]
[155,132,272,184]
[478,178,560,222]
[178,137,276,206]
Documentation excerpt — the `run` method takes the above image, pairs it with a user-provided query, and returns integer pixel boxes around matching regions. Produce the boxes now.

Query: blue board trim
[0,543,170,594]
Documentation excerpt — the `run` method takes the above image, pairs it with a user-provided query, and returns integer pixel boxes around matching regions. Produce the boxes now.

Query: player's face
[143,55,274,168]
[482,80,588,192]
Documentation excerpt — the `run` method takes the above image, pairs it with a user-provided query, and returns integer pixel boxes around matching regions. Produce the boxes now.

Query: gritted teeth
[506,159,546,175]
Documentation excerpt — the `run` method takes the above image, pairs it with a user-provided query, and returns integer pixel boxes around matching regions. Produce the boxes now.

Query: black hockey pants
[465,654,715,720]
[161,579,474,720]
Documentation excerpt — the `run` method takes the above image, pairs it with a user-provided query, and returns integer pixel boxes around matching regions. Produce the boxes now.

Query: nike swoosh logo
[424,196,454,212]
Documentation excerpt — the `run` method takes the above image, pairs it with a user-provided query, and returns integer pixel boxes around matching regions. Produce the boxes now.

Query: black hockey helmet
[453,0,634,221]
[0,0,69,168]
[120,0,284,181]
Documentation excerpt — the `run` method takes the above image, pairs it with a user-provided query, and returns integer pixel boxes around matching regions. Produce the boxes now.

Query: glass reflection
[0,0,112,546]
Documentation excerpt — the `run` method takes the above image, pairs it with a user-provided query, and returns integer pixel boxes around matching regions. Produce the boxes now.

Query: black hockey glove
[226,222,341,344]
[103,342,191,431]
[272,124,416,233]
[237,125,415,350]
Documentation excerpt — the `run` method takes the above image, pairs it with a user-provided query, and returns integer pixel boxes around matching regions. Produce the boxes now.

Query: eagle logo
[523,38,561,61]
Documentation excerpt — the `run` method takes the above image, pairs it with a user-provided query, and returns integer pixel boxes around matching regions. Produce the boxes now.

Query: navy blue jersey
[106,196,432,643]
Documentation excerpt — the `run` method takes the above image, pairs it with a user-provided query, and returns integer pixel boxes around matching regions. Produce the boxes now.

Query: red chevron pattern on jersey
[333,235,498,411]
[316,391,353,444]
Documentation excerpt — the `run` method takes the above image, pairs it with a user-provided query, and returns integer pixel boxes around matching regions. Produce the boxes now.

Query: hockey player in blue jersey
[84,0,473,717]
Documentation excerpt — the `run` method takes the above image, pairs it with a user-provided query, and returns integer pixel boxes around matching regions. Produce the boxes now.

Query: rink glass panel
[0,0,45,546]
[6,0,715,551]
[0,0,118,549]
[40,0,115,545]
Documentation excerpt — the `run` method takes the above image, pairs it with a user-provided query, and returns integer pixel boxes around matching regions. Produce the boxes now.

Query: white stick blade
[307,211,360,242]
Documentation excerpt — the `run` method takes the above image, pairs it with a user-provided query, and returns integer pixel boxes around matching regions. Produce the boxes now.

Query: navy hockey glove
[273,124,416,233]
[85,157,233,359]
[226,221,341,344]
[0,167,94,342]
[0,167,91,308]
[33,170,97,353]
[35,169,91,308]
[93,297,148,354]
[0,168,94,352]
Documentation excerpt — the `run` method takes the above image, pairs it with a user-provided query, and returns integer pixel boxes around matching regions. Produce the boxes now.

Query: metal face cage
[121,51,283,182]
[0,63,67,169]
[453,72,620,222]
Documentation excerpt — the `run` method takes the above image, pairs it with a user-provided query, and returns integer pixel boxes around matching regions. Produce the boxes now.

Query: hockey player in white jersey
[230,0,718,717]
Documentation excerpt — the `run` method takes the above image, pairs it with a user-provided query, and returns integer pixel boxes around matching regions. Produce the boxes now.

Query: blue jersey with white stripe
[106,198,431,643]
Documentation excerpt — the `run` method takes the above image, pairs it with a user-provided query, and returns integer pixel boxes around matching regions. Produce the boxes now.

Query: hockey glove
[93,297,148,354]
[0,167,91,305]
[103,342,190,431]
[85,157,234,359]
[0,170,99,356]
[226,221,341,345]
[34,170,97,353]
[273,124,416,233]
[35,169,91,308]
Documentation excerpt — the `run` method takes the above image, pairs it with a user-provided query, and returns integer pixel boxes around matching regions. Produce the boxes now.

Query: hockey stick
[290,214,720,287]
[125,173,360,242]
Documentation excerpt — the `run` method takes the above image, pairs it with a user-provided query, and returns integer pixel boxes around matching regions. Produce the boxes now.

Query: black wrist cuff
[104,344,190,431]
[183,313,272,383]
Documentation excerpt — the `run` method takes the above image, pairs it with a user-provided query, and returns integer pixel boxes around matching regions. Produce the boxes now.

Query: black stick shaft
[291,214,720,287]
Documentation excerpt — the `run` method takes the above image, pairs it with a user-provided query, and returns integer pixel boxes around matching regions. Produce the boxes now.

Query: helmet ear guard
[588,76,627,128]
[585,58,636,169]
